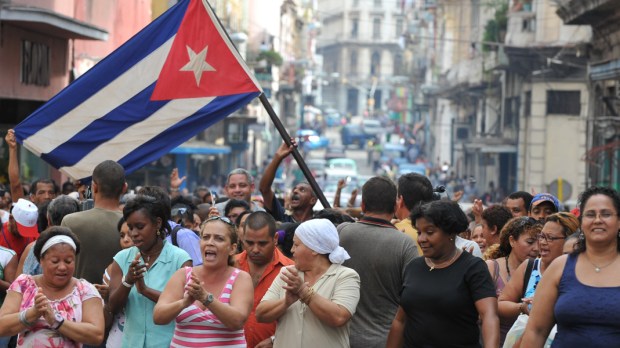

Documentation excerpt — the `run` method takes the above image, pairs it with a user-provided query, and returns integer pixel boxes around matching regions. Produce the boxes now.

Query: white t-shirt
[0,245,16,271]
[0,210,9,224]
[455,236,483,258]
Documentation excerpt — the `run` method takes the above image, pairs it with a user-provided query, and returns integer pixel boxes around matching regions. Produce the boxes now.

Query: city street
[306,126,375,177]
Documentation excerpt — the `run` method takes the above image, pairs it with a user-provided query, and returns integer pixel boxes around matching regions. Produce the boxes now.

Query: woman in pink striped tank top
[154,216,253,348]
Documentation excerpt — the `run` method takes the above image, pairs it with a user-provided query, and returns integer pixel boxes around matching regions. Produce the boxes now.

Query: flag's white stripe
[23,35,176,157]
[58,97,215,179]
[201,0,262,91]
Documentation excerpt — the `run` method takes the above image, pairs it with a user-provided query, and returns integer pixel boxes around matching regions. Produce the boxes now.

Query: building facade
[317,0,405,117]
[558,0,620,190]
[0,0,152,187]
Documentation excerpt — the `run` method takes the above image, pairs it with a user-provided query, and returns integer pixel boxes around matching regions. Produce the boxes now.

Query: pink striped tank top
[170,267,246,348]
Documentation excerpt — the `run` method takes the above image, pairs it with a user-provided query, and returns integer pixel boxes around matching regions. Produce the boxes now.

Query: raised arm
[5,130,23,202]
[169,168,186,199]
[259,141,295,211]
[333,179,345,208]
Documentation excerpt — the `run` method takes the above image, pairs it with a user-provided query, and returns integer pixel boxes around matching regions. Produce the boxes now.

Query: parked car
[324,108,344,127]
[325,158,358,182]
[381,143,409,166]
[397,163,427,178]
[341,124,372,149]
[295,129,329,150]
[306,158,327,178]
[325,145,346,161]
[362,119,383,137]
[313,179,362,210]
[326,158,358,173]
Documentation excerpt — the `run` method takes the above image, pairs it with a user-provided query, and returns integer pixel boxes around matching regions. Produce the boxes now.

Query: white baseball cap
[11,198,39,238]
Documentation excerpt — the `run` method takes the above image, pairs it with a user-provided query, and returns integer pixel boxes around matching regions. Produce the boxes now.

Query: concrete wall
[521,81,588,200]
[0,24,69,100]
[73,0,152,62]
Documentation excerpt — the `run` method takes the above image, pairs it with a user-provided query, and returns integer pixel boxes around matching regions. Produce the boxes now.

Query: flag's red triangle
[151,0,259,100]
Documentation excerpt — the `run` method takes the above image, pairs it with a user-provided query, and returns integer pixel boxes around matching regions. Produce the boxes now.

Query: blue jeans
[0,336,11,348]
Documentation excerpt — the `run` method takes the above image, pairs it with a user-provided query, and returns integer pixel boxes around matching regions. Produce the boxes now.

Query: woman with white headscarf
[256,218,360,348]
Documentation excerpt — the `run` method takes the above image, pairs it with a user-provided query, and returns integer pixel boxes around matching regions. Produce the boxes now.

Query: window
[396,18,404,38]
[351,18,359,39]
[373,18,381,39]
[504,97,520,128]
[393,53,403,75]
[371,51,381,76]
[546,90,581,115]
[524,91,531,117]
[350,50,358,75]
[21,40,50,86]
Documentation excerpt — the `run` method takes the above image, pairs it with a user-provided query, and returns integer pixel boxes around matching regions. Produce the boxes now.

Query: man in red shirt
[236,211,294,348]
[0,198,39,259]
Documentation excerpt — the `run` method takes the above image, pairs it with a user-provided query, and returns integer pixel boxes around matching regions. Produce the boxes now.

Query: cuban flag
[13,0,261,180]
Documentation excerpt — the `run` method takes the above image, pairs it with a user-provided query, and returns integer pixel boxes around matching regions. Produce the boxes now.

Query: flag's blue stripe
[117,91,260,176]
[40,83,167,168]
[13,0,190,141]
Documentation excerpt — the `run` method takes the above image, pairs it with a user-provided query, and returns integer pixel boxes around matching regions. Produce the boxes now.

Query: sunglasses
[514,216,542,229]
[203,216,235,227]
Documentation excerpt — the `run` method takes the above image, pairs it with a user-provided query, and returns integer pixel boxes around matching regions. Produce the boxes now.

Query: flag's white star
[180,45,216,85]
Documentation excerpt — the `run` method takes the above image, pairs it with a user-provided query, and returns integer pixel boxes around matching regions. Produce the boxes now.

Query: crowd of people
[0,131,619,348]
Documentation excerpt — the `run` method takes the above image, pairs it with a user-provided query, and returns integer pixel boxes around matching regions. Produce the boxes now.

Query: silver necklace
[585,253,618,273]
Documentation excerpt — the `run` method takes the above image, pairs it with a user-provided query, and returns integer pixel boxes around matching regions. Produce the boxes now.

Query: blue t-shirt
[113,242,191,348]
[165,220,202,266]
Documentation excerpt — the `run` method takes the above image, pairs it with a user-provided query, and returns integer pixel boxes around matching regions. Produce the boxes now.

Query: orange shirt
[236,247,294,348]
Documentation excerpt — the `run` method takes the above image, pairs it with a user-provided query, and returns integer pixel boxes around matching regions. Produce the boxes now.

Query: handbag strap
[521,258,536,299]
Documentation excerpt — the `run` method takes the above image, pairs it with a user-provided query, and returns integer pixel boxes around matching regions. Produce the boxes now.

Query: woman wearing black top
[386,200,499,348]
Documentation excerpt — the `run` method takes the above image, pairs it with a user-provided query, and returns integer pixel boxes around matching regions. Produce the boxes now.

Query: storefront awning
[0,6,108,40]
[480,145,517,153]
[590,59,620,81]
[170,141,231,155]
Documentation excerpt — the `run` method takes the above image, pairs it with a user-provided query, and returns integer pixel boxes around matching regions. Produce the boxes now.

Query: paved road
[306,127,374,176]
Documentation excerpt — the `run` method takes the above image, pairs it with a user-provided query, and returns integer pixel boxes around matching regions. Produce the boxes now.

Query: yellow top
[395,218,422,256]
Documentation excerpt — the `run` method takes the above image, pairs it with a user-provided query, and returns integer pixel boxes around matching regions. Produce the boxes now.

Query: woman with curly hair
[498,212,579,346]
[485,216,542,345]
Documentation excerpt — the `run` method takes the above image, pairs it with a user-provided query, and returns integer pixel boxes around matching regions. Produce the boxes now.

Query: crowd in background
[0,131,619,348]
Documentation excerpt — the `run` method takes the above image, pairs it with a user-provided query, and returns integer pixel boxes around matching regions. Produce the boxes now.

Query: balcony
[440,52,500,92]
[556,0,617,25]
[504,11,536,47]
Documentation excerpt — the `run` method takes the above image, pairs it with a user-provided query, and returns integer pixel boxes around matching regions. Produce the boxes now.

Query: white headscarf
[295,219,350,264]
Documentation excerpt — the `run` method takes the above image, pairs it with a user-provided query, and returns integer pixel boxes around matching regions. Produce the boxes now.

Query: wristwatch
[202,293,214,306]
[51,312,65,330]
